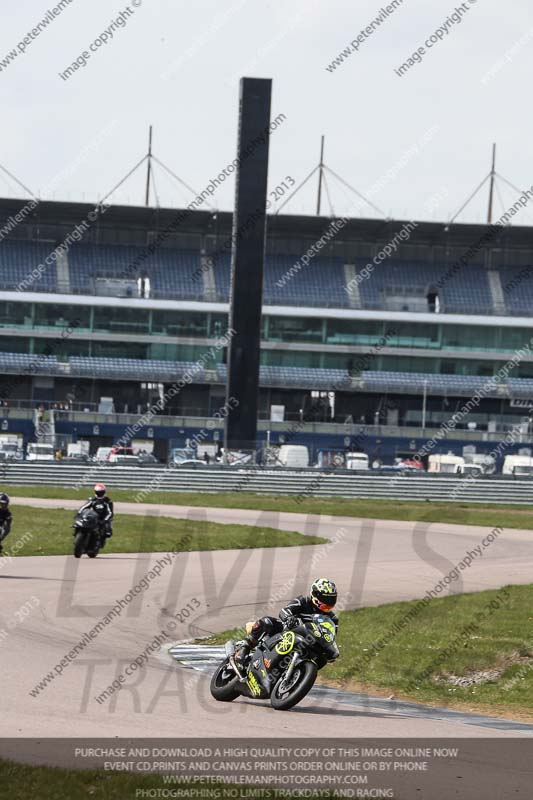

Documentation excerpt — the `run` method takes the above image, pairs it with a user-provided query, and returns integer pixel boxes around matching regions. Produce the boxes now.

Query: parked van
[428,454,464,474]
[0,436,23,461]
[27,443,55,461]
[503,455,533,477]
[67,441,90,458]
[95,447,113,463]
[462,454,496,476]
[277,445,309,468]
[346,452,369,470]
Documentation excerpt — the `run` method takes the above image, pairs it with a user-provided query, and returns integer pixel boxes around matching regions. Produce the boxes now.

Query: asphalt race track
[2,498,533,746]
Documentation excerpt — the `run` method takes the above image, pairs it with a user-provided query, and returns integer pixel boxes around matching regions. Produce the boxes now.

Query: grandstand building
[1,195,533,464]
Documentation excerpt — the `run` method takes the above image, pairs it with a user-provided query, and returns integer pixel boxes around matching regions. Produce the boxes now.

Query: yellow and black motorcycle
[210,614,339,711]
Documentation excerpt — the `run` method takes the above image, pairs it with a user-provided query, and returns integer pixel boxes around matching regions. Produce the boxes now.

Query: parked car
[169,447,197,465]
[109,454,139,465]
[63,453,91,464]
[138,453,159,465]
[108,446,136,463]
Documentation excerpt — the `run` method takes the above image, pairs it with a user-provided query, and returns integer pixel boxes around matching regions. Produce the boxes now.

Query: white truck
[67,441,90,458]
[26,443,55,461]
[462,453,496,476]
[428,454,465,475]
[95,447,113,463]
[0,436,23,461]
[277,445,310,468]
[502,455,533,477]
[346,451,370,470]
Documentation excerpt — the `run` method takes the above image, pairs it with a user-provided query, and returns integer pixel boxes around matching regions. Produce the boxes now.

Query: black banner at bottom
[0,738,532,799]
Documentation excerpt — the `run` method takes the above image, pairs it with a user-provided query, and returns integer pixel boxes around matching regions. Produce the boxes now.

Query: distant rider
[237,578,339,664]
[0,493,12,554]
[79,483,114,546]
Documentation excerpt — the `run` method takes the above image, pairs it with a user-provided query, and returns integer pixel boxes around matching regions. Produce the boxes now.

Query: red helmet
[94,483,106,498]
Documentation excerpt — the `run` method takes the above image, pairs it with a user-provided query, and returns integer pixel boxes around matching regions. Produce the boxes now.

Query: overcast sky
[1,0,532,225]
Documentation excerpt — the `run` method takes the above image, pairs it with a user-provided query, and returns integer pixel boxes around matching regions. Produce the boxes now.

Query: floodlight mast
[145,125,153,207]
[316,135,325,216]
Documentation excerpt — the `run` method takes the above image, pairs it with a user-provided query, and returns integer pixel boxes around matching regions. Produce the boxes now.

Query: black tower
[224,77,272,454]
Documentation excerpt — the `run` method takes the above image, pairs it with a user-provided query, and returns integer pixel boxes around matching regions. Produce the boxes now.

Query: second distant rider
[79,483,114,547]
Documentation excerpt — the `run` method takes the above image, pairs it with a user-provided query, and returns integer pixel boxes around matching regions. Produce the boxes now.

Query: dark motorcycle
[210,613,339,710]
[73,508,102,558]
[0,522,9,553]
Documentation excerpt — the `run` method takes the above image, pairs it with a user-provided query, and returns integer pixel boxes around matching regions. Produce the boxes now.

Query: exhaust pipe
[225,640,246,682]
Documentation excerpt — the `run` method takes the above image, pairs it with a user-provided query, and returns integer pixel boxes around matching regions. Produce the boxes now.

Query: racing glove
[284,615,299,629]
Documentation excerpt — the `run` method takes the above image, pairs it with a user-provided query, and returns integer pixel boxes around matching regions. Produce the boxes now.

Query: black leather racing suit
[0,507,12,551]
[247,594,339,645]
[79,496,114,537]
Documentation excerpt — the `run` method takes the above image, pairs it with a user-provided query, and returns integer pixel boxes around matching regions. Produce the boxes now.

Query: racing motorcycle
[210,613,339,710]
[73,508,102,558]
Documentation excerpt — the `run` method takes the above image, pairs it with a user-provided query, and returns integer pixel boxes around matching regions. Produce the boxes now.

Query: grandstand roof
[1,196,532,250]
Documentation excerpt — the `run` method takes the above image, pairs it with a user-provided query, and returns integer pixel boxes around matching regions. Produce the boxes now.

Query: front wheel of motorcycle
[270,660,317,710]
[210,660,241,702]
[73,532,85,558]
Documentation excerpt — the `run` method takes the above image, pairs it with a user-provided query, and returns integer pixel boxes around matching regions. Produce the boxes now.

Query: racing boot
[235,634,257,669]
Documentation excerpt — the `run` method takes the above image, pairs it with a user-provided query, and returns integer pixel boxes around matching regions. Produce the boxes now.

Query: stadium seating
[0,241,57,292]
[507,378,533,398]
[69,356,206,382]
[361,370,505,396]
[0,351,58,373]
[211,253,349,306]
[211,253,231,301]
[216,363,348,388]
[499,266,533,314]
[0,348,531,398]
[355,259,494,314]
[0,238,529,317]
[68,244,203,299]
[263,255,348,307]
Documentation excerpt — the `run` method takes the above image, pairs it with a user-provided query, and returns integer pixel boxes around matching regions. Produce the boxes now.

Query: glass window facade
[2,301,533,381]
[33,303,91,330]
[267,316,323,343]
[0,301,33,327]
[0,336,31,353]
[33,338,90,357]
[325,319,382,345]
[93,307,150,335]
[441,325,499,351]
[152,310,208,337]
[384,322,440,349]
[92,340,147,358]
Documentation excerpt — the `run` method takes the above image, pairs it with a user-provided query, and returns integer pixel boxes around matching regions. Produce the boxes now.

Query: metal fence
[0,462,531,504]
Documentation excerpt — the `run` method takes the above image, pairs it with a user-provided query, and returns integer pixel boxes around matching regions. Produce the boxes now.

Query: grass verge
[205,584,533,720]
[0,759,336,800]
[2,485,533,529]
[2,505,325,557]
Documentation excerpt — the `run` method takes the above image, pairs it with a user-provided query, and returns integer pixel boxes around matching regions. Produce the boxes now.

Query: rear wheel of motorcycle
[210,660,240,702]
[73,532,85,558]
[87,551,98,558]
[270,661,317,710]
